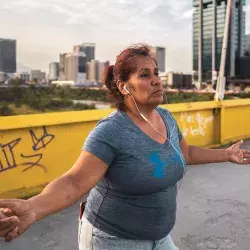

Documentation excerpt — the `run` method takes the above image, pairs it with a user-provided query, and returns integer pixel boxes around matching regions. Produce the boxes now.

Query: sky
[0,0,250,74]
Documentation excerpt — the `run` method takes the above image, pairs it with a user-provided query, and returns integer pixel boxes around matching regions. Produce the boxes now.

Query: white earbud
[123,86,130,93]
[123,86,148,121]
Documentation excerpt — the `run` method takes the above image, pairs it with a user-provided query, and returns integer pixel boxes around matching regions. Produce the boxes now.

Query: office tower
[87,59,99,82]
[59,53,68,81]
[193,0,246,84]
[236,34,250,78]
[98,61,110,82]
[246,34,250,55]
[152,47,166,72]
[49,62,59,80]
[65,52,87,83]
[73,43,95,62]
[0,38,16,73]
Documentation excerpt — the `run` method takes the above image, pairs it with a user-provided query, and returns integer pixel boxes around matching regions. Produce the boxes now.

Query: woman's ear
[117,80,128,95]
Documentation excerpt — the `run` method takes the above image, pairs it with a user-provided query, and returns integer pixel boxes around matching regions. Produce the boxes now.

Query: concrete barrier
[1,99,250,198]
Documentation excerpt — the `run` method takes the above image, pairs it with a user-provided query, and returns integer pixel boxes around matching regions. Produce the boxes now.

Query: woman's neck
[125,104,157,122]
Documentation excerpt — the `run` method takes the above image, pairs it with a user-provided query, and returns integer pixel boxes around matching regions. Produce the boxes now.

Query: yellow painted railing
[1,99,250,198]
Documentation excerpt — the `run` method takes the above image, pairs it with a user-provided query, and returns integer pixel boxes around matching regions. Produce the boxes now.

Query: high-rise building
[65,52,87,83]
[59,53,67,81]
[98,61,110,82]
[88,59,99,82]
[152,47,165,73]
[193,0,246,84]
[73,43,95,62]
[49,62,59,80]
[246,34,250,55]
[0,38,16,73]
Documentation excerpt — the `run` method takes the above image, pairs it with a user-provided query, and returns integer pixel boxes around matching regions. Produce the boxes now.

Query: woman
[0,44,249,250]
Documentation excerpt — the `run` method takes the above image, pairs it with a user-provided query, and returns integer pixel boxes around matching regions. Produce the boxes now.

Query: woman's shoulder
[85,111,123,147]
[93,110,126,135]
[156,106,172,117]
[97,110,123,126]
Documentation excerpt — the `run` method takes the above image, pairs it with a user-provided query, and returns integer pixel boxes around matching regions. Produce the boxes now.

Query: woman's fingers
[5,226,19,242]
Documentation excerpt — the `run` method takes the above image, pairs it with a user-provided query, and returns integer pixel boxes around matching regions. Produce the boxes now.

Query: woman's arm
[0,150,109,242]
[28,150,108,221]
[179,138,250,165]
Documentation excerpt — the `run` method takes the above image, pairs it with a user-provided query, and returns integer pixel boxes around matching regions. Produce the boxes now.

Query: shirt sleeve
[82,120,119,167]
[162,107,183,142]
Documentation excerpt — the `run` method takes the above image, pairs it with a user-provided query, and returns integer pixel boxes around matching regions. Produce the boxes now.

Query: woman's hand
[226,140,250,165]
[0,199,37,242]
[0,208,19,242]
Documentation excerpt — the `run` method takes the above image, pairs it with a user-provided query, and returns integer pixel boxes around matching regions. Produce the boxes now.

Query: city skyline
[1,0,250,74]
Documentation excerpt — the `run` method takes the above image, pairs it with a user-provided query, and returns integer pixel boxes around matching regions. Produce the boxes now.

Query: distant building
[13,72,30,83]
[159,73,168,87]
[152,47,165,72]
[65,52,87,83]
[98,61,110,82]
[235,34,250,79]
[51,80,74,86]
[0,38,16,73]
[88,59,99,82]
[246,34,250,55]
[59,53,68,81]
[73,43,95,62]
[235,56,250,79]
[49,62,59,80]
[0,72,6,83]
[168,72,193,89]
[30,70,46,82]
[193,0,246,84]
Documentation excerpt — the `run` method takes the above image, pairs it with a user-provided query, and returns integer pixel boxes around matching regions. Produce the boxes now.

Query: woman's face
[125,56,163,108]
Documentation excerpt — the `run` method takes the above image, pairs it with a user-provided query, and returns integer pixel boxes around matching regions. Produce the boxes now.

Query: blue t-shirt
[82,106,186,240]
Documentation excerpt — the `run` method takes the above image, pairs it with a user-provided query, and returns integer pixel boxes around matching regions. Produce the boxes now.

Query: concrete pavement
[1,142,250,250]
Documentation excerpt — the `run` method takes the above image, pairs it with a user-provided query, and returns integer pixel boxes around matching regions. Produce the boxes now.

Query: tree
[10,78,23,107]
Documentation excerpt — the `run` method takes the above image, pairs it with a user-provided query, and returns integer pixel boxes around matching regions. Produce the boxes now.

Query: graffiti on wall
[0,126,55,174]
[179,112,214,137]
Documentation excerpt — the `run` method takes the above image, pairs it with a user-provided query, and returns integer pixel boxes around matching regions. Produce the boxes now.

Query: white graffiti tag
[180,112,214,137]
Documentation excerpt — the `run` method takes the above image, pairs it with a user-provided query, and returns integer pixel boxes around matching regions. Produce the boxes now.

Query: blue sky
[0,0,249,73]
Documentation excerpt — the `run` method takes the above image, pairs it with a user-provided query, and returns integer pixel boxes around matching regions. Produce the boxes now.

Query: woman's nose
[151,76,161,86]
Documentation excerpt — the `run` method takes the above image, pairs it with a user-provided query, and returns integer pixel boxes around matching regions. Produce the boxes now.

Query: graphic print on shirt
[148,151,168,179]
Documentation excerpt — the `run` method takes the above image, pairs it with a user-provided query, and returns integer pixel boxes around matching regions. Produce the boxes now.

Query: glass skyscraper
[152,47,166,73]
[246,34,250,54]
[0,38,16,73]
[193,0,246,83]
[74,43,95,62]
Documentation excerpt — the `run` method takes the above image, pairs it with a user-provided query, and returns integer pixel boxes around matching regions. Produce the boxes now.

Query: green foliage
[50,85,108,101]
[162,92,215,104]
[1,84,250,117]
[10,78,23,107]
[0,103,14,116]
[22,86,51,111]
[72,103,96,110]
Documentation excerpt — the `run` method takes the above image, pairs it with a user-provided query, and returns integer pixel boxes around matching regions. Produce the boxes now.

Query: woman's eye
[155,72,159,76]
[141,73,149,77]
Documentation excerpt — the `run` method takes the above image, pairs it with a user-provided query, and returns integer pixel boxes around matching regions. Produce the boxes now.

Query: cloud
[179,8,194,20]
[0,0,249,73]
